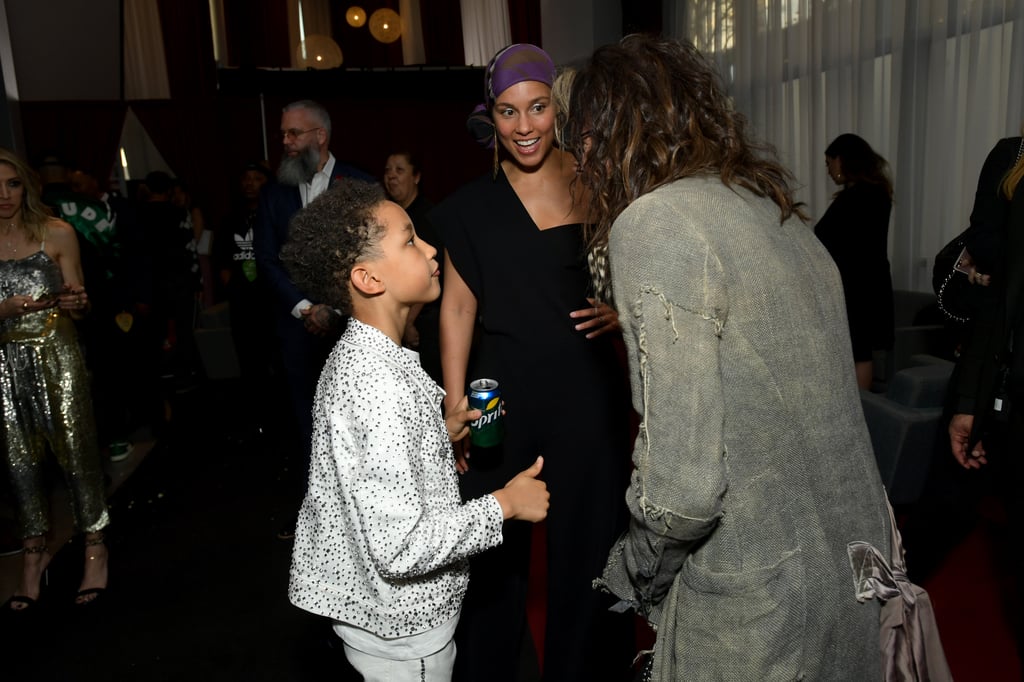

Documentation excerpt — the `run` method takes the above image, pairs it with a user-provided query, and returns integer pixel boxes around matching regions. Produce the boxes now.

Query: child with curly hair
[282,179,548,681]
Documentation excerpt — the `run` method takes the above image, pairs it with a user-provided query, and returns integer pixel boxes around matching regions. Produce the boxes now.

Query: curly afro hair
[281,179,387,316]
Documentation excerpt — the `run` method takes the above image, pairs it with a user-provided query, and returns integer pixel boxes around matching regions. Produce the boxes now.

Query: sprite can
[468,378,504,447]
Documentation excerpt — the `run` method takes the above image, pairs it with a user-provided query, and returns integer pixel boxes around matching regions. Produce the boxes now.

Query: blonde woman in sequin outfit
[0,148,110,611]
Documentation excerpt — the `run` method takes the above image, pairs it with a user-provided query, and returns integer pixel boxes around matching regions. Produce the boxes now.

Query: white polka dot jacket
[288,318,504,638]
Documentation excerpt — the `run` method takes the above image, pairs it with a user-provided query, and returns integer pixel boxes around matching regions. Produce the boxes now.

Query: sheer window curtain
[124,0,171,100]
[461,0,511,65]
[288,0,332,68]
[401,0,427,65]
[667,0,1024,291]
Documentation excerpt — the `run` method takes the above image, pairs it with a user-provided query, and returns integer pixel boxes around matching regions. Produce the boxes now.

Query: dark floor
[0,379,361,681]
[0,375,1021,680]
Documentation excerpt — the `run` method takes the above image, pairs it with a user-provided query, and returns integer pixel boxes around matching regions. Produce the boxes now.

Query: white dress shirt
[292,153,337,317]
[299,152,336,207]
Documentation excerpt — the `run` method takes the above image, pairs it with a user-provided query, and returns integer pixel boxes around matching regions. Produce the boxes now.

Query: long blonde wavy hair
[1002,126,1024,199]
[0,148,54,242]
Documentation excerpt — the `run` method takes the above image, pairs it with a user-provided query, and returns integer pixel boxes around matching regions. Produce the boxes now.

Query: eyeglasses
[281,127,322,141]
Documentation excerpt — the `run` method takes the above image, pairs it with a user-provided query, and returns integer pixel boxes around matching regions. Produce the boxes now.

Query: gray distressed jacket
[597,178,891,681]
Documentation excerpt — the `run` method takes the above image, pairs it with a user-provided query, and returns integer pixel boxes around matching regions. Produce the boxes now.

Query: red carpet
[526,500,1021,679]
[525,521,656,674]
[923,497,1021,680]
[527,520,547,669]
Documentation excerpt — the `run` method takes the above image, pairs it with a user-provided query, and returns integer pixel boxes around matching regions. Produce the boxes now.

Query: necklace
[2,221,20,256]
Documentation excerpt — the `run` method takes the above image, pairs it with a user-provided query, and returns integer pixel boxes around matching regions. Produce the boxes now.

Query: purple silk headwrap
[485,43,555,104]
[467,43,556,150]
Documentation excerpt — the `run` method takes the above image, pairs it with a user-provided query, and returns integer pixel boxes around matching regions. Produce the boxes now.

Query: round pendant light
[295,34,343,69]
[369,8,402,44]
[346,7,366,28]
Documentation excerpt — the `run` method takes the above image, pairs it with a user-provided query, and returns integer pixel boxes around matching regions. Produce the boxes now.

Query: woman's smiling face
[492,80,556,169]
[383,154,420,208]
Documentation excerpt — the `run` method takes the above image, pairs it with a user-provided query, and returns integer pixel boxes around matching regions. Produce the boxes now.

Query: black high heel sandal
[3,543,49,612]
[74,532,108,608]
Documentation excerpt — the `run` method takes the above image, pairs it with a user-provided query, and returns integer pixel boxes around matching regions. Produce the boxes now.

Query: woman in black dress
[431,45,633,681]
[815,133,895,389]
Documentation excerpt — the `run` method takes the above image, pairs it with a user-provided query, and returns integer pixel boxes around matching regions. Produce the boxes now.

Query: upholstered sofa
[860,357,954,505]
[873,290,954,390]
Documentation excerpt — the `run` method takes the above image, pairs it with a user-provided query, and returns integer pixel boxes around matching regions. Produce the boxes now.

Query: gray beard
[277,146,320,186]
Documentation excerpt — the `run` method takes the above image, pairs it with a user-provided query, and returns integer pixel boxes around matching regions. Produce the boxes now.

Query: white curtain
[401,0,427,65]
[288,0,334,68]
[666,0,1024,292]
[461,0,511,66]
[123,0,171,100]
[119,107,174,180]
[208,0,228,67]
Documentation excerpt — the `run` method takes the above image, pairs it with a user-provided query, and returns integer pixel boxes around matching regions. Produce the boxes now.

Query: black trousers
[901,407,1024,657]
[274,314,334,502]
[451,374,635,682]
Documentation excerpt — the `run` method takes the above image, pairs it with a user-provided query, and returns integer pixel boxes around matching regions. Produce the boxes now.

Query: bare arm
[440,249,477,413]
[46,219,90,319]
[440,250,478,472]
[48,219,84,287]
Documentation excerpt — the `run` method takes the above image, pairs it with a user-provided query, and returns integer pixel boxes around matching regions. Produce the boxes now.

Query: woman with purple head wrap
[467,44,557,154]
[429,44,635,680]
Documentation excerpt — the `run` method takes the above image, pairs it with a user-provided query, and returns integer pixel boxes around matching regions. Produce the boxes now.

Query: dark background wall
[4,0,121,101]
[214,67,493,207]
[3,0,661,220]
[4,1,537,220]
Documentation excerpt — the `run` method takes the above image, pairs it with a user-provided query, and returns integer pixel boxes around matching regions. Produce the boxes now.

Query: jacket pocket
[667,548,806,681]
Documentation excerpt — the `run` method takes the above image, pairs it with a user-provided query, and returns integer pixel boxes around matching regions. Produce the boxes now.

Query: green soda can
[468,378,504,447]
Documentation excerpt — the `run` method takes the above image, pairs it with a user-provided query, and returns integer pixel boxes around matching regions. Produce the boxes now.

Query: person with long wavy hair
[815,133,895,389]
[0,148,110,612]
[565,36,898,680]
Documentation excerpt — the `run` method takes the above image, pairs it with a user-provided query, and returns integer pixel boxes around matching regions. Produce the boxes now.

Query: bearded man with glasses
[254,99,374,541]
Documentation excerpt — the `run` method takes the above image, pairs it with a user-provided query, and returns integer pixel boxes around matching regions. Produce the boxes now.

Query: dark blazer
[251,160,375,455]
[965,137,1022,273]
[952,138,1024,443]
[253,162,375,320]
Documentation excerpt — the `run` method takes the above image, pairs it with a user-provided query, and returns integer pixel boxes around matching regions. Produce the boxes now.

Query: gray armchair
[873,290,952,389]
[860,359,953,505]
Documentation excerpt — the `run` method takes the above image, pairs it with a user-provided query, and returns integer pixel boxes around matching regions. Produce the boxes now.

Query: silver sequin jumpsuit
[0,248,109,537]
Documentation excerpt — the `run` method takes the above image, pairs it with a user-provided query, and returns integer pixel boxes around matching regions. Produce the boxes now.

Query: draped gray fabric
[849,498,954,682]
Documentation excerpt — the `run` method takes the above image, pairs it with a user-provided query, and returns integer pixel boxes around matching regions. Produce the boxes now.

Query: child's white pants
[342,639,456,681]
